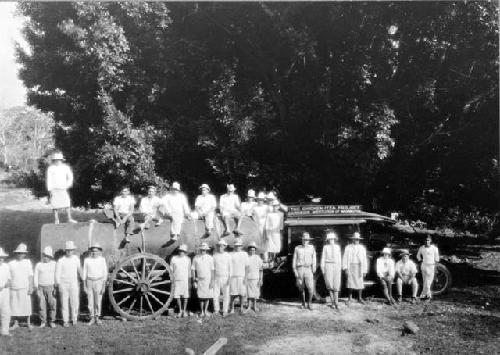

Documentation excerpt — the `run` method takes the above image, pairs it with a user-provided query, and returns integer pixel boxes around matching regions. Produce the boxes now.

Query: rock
[402,320,420,335]
[185,348,195,355]
[365,318,380,324]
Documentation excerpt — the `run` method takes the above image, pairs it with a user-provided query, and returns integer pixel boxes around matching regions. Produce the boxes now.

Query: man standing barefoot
[229,240,248,314]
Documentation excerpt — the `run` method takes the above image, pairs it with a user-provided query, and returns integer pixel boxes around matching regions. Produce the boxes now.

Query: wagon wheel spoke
[147,261,159,278]
[119,268,138,283]
[149,267,168,283]
[144,294,154,313]
[150,280,171,287]
[113,287,134,294]
[114,278,135,286]
[147,292,163,306]
[139,295,143,316]
[150,287,170,296]
[142,257,146,282]
[128,296,138,312]
[117,294,132,307]
[131,259,141,281]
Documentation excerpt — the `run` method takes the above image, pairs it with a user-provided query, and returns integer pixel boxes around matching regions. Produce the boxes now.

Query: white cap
[247,189,256,198]
[14,243,28,253]
[257,192,267,200]
[172,182,181,190]
[199,183,210,191]
[178,244,188,252]
[51,152,64,160]
[42,246,53,258]
[326,232,337,240]
[226,184,236,192]
[65,241,76,250]
[381,247,392,255]
[217,239,228,246]
[0,247,9,258]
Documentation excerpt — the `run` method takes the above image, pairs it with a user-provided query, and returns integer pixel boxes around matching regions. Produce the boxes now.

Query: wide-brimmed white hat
[178,244,188,252]
[257,192,266,200]
[51,152,64,161]
[234,239,243,247]
[0,247,9,258]
[381,247,392,255]
[89,243,103,251]
[42,246,53,258]
[270,199,280,206]
[65,241,76,250]
[171,181,181,191]
[199,243,210,250]
[302,232,313,240]
[226,184,236,192]
[247,241,258,250]
[266,192,277,201]
[199,183,210,191]
[217,239,228,246]
[350,232,363,240]
[14,243,28,254]
[326,232,337,240]
[400,249,410,256]
[247,189,256,198]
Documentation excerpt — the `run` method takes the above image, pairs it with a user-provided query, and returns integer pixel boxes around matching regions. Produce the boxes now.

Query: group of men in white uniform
[170,239,264,317]
[293,232,440,310]
[112,182,286,259]
[0,241,108,336]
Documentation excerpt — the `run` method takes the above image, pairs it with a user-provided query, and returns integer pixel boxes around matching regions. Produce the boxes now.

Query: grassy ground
[0,185,498,354]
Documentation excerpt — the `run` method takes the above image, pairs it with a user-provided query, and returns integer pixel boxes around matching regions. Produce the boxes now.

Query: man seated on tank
[395,249,419,303]
[219,184,242,237]
[112,186,136,243]
[138,185,162,230]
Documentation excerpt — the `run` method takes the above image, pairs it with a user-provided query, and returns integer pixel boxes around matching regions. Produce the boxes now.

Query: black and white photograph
[0,1,498,354]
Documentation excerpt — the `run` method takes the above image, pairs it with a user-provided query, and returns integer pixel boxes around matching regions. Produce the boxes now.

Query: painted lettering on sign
[287,205,362,216]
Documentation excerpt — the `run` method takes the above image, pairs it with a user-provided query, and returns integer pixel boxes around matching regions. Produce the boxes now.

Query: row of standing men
[0,241,107,336]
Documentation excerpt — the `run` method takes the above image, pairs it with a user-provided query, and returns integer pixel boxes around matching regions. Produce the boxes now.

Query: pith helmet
[14,243,28,254]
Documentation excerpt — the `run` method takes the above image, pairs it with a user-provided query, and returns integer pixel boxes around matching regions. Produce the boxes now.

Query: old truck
[39,204,452,320]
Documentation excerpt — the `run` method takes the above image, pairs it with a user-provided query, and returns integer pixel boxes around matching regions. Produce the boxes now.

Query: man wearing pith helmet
[34,246,57,328]
[83,243,108,325]
[292,232,316,310]
[211,239,232,316]
[55,240,81,327]
[320,231,342,310]
[46,151,77,224]
[342,232,368,305]
[376,247,396,305]
[219,184,242,237]
[194,184,217,238]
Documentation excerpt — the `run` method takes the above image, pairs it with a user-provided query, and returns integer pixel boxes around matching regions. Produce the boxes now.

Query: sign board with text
[287,205,363,217]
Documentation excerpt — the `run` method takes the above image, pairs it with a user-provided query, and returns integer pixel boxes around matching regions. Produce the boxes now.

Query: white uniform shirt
[213,252,232,277]
[46,164,73,191]
[342,244,368,273]
[113,195,136,215]
[246,255,263,280]
[395,259,418,277]
[240,201,256,217]
[166,193,190,216]
[8,259,33,290]
[34,261,56,287]
[139,196,161,216]
[231,251,248,277]
[195,194,217,215]
[417,245,440,265]
[191,254,214,279]
[0,263,10,289]
[376,257,395,278]
[82,256,108,280]
[292,244,317,270]
[55,255,81,284]
[170,255,191,282]
[320,244,342,270]
[219,193,241,214]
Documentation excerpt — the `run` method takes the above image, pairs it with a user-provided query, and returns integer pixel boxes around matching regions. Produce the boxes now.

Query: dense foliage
[16,2,498,231]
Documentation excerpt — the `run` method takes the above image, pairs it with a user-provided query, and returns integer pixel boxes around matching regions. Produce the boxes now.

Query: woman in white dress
[252,192,268,239]
[8,244,34,330]
[264,201,282,262]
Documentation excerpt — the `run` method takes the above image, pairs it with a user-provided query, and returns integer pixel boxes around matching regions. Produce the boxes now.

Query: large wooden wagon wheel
[108,253,173,321]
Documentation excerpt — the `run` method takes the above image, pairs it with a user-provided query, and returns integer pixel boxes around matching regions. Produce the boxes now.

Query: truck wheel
[431,263,452,296]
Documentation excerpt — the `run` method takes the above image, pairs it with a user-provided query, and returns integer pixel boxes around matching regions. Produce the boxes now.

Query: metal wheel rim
[108,253,173,321]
